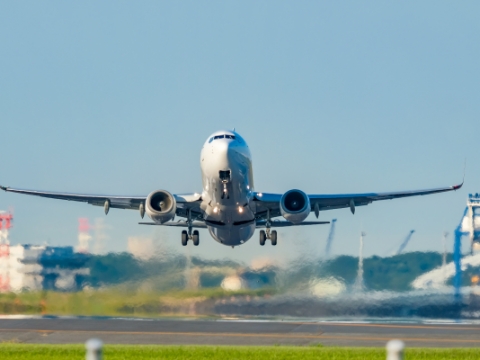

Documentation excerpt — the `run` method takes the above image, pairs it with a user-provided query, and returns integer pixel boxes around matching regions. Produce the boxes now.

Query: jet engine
[145,190,176,223]
[280,189,310,224]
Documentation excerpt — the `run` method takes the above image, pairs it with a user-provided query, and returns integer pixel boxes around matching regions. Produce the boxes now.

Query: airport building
[0,212,90,292]
[0,244,90,292]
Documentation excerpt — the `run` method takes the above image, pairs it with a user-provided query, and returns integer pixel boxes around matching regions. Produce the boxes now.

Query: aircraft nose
[216,139,228,154]
[216,139,238,156]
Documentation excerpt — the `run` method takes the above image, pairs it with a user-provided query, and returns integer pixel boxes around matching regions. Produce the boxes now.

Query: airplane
[0,129,463,248]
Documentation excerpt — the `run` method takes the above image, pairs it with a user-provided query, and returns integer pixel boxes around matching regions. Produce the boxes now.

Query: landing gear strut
[219,170,230,199]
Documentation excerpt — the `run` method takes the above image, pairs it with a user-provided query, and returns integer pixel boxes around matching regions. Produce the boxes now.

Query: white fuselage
[199,130,256,246]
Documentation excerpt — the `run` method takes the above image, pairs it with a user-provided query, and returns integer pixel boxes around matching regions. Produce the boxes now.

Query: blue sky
[1,1,479,262]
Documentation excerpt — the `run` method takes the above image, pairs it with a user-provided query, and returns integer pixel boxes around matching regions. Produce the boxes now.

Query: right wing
[0,185,145,209]
[0,185,202,215]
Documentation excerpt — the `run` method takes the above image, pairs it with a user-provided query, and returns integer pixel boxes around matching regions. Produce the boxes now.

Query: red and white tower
[0,210,13,291]
[77,218,92,253]
[0,210,13,246]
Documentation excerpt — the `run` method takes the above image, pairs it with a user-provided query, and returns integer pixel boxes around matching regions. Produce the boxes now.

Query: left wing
[254,182,463,217]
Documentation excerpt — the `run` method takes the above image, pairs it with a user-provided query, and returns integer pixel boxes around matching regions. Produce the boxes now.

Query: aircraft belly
[208,223,255,246]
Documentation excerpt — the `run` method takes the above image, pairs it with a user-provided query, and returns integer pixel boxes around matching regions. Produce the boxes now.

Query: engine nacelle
[145,190,176,224]
[280,189,310,224]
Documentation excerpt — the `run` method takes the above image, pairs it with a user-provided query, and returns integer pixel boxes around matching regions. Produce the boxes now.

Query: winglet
[453,182,464,191]
[453,159,467,190]
[0,185,7,191]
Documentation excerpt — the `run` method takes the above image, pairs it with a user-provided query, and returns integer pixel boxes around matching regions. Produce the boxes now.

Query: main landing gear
[182,210,200,246]
[259,229,277,246]
[181,230,200,246]
[259,209,277,246]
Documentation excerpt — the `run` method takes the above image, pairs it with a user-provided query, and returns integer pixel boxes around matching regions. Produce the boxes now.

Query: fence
[84,338,406,360]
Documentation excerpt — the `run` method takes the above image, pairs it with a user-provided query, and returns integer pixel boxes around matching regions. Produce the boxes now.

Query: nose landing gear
[221,182,229,199]
[219,170,231,199]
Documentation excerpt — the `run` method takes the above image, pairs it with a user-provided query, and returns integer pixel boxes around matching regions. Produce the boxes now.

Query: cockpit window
[212,134,236,141]
[208,137,214,143]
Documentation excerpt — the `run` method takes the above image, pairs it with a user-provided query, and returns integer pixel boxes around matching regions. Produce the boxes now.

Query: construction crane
[324,219,337,258]
[396,230,415,255]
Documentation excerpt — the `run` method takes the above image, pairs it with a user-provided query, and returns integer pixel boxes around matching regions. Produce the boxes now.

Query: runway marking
[195,320,480,332]
[315,323,480,331]
[317,335,480,344]
[0,329,323,339]
[0,329,478,344]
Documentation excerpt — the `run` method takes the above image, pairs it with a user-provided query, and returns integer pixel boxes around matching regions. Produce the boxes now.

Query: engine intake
[280,189,310,224]
[145,190,176,224]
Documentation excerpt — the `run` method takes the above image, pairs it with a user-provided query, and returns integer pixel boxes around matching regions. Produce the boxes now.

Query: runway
[0,317,479,347]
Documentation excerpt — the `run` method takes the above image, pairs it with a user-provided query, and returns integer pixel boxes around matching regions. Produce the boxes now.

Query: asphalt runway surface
[0,317,479,347]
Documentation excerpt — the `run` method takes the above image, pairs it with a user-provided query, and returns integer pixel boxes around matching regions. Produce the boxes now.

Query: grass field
[0,287,275,317]
[1,344,479,360]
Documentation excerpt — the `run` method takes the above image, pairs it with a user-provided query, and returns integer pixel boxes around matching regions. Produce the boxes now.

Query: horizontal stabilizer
[139,221,208,228]
[140,220,330,228]
[256,220,330,228]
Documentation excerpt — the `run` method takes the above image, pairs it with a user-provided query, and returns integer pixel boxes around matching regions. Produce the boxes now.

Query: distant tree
[87,253,144,286]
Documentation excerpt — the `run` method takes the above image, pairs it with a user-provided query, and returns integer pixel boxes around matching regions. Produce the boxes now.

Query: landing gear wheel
[193,230,200,246]
[181,230,188,246]
[271,230,277,246]
[259,230,266,246]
